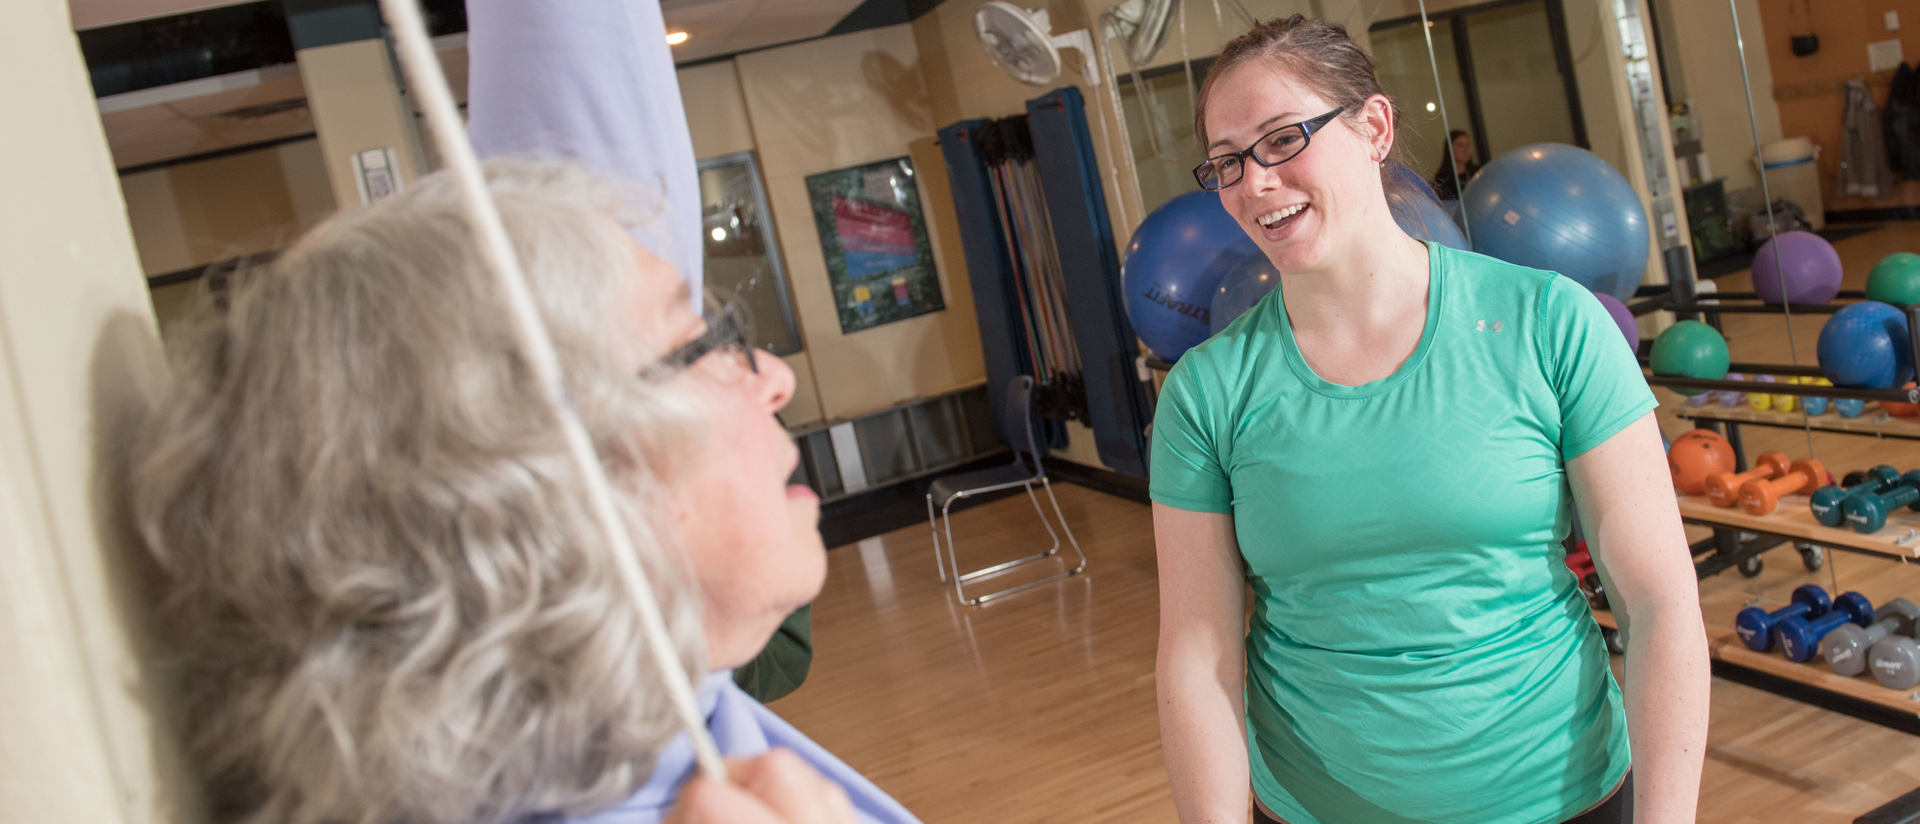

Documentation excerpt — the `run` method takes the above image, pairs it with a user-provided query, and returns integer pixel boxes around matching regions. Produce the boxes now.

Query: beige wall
[679,61,757,159]
[1663,0,1783,194]
[723,25,987,425]
[2,1,197,822]
[120,138,335,277]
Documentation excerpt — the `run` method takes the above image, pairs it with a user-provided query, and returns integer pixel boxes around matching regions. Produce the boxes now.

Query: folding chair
[925,375,1086,604]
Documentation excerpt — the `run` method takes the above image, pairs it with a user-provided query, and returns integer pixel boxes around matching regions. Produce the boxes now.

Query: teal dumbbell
[1776,591,1875,662]
[1840,470,1920,534]
[1836,398,1868,417]
[1809,466,1901,527]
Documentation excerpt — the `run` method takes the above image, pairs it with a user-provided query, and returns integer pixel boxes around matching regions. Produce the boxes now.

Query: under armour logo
[1476,319,1504,332]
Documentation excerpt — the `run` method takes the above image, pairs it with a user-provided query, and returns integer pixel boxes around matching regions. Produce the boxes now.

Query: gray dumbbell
[1825,598,1920,676]
[1870,634,1920,690]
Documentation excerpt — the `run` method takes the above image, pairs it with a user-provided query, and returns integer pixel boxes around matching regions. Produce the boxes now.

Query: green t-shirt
[1150,242,1652,824]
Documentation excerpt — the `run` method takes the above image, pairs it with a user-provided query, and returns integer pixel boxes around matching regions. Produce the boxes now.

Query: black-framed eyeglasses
[639,304,759,382]
[1192,107,1346,191]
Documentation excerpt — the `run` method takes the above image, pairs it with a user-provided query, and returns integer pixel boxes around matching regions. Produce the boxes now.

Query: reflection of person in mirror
[1431,129,1479,200]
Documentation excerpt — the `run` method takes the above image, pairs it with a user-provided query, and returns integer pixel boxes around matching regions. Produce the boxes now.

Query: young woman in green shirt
[1150,16,1709,824]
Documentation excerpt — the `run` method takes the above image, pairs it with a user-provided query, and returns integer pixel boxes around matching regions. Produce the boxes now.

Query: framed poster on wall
[804,157,944,333]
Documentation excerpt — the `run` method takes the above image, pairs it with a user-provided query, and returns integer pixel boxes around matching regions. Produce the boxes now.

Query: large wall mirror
[697,151,802,356]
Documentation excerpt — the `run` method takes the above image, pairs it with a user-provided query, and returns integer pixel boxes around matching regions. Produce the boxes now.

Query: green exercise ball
[1650,320,1730,396]
[1866,252,1920,307]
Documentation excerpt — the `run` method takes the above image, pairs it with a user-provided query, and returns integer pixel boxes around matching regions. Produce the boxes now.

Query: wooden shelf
[1663,396,1920,440]
[1677,494,1920,563]
[1713,638,1920,717]
[1587,613,1920,718]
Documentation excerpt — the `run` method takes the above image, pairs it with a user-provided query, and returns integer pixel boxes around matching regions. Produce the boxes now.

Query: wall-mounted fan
[1103,0,1175,67]
[973,1,1099,87]
[1099,0,1187,162]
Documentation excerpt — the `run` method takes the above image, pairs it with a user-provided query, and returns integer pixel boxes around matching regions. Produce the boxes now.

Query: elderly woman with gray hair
[127,161,916,824]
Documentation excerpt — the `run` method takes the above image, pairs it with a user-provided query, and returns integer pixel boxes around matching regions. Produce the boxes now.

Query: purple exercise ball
[1752,231,1842,305]
[1594,292,1638,351]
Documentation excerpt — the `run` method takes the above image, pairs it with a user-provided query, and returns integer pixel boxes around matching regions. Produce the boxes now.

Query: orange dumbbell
[1704,452,1791,508]
[1738,458,1828,515]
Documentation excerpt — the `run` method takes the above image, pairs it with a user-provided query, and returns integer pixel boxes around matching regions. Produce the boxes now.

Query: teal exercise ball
[1650,320,1729,396]
[1461,143,1650,303]
[1867,252,1920,307]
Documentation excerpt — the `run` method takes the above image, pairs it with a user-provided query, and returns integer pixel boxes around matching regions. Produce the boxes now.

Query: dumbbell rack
[1591,605,1920,726]
[1640,491,1920,733]
[1662,394,1920,443]
[1639,302,1920,812]
[1642,297,1920,582]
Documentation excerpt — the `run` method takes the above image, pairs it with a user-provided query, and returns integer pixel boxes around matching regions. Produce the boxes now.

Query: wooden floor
[770,224,1920,823]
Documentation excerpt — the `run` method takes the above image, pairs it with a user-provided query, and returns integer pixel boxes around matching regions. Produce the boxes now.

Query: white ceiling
[84,0,882,170]
[101,37,469,171]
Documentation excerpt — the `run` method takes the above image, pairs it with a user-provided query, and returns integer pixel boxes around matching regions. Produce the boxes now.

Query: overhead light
[666,31,690,45]
[1426,102,1437,112]
[711,227,727,241]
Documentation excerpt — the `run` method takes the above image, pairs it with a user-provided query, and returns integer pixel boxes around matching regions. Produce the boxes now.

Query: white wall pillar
[0,2,199,823]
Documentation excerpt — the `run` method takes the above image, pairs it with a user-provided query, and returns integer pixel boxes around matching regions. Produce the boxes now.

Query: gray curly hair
[129,160,706,824]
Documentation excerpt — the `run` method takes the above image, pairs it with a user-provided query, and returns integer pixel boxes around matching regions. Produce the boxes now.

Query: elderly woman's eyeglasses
[1192,107,1346,191]
[639,304,759,381]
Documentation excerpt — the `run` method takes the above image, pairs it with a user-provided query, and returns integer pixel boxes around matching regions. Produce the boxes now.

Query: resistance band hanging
[978,116,1086,422]
[937,88,1152,476]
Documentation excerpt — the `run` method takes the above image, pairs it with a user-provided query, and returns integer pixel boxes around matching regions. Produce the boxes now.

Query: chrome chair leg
[940,477,1088,605]
[1038,477,1087,574]
[926,492,948,582]
[1021,481,1064,559]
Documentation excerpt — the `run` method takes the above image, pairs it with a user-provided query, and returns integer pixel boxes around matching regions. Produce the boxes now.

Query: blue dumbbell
[1776,592,1875,662]
[1841,470,1920,534]
[1836,398,1867,418]
[1805,396,1830,415]
[1735,585,1832,652]
[1809,466,1901,527]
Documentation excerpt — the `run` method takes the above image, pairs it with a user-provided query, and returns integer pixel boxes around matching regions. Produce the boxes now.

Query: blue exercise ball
[1461,143,1650,303]
[1386,163,1470,251]
[1207,167,1469,334]
[1209,252,1281,335]
[1390,189,1471,251]
[1818,301,1913,388]
[1123,190,1260,360]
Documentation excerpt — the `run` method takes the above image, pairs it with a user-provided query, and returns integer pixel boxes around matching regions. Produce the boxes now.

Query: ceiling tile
[101,108,220,168]
[159,73,306,118]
